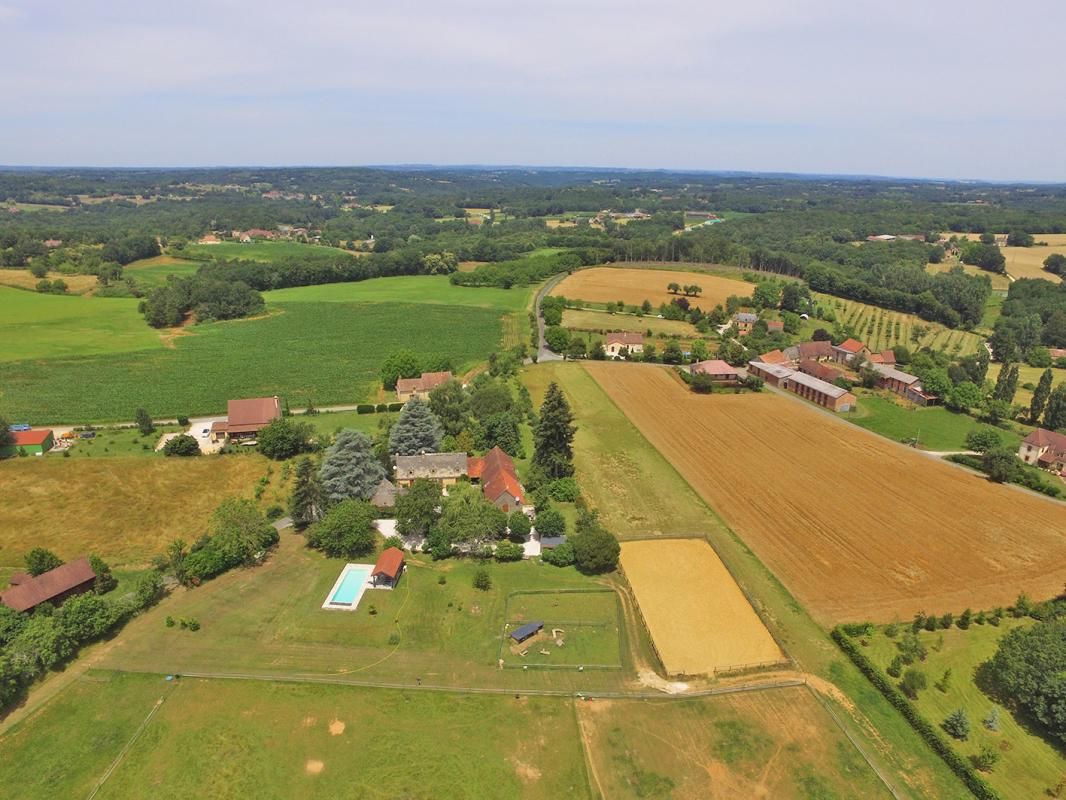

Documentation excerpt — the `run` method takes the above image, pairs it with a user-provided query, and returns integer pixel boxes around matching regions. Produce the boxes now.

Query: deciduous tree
[307,499,378,558]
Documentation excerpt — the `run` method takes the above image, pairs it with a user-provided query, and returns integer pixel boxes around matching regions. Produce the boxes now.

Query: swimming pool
[322,563,373,611]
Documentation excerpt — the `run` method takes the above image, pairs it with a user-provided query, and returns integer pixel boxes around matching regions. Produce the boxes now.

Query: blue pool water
[328,565,372,606]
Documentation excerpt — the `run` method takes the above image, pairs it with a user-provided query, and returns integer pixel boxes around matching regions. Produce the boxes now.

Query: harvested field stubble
[620,539,782,675]
[587,363,1066,624]
[551,267,752,308]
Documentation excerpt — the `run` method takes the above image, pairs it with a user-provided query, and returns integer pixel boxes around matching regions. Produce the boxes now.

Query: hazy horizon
[2,0,1064,182]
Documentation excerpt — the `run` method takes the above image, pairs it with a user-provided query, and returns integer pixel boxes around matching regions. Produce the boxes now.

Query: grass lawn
[51,424,184,458]
[849,392,1025,451]
[183,240,361,262]
[0,671,592,800]
[502,590,623,668]
[0,455,272,569]
[0,301,504,423]
[300,409,393,438]
[523,363,971,798]
[521,363,721,539]
[579,685,892,799]
[92,535,635,693]
[862,621,1065,799]
[0,286,159,362]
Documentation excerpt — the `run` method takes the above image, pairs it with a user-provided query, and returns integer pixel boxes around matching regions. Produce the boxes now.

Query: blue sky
[1,0,1063,181]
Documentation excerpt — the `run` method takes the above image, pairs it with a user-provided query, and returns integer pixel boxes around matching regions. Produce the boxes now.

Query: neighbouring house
[197,233,221,245]
[788,340,835,362]
[604,332,644,358]
[468,446,526,512]
[0,557,96,613]
[370,547,406,588]
[395,371,454,402]
[766,320,785,333]
[732,312,759,334]
[747,361,857,412]
[211,396,282,443]
[690,359,741,383]
[1050,348,1066,361]
[370,478,402,509]
[866,234,897,241]
[754,349,789,366]
[394,452,468,488]
[43,238,63,248]
[798,359,844,384]
[832,338,872,365]
[510,620,544,644]
[1018,429,1066,474]
[1,428,54,457]
[240,228,275,241]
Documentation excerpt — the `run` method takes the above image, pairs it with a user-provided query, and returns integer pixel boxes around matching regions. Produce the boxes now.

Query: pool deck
[321,563,374,611]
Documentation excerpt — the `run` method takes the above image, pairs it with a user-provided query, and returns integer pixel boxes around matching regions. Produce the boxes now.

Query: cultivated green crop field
[0,301,501,422]
[0,286,158,362]
[0,671,592,800]
[184,240,360,262]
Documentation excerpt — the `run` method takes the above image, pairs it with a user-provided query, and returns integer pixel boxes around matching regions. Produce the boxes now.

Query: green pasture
[265,275,533,311]
[183,240,360,262]
[849,393,1025,451]
[502,590,623,668]
[864,620,1063,800]
[124,255,200,287]
[300,409,393,439]
[0,671,591,800]
[0,301,502,423]
[0,286,158,362]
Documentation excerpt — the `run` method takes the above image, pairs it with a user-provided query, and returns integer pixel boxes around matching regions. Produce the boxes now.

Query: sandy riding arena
[621,539,783,676]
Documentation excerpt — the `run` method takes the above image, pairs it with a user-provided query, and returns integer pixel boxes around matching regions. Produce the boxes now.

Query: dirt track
[589,363,1066,624]
[621,539,783,675]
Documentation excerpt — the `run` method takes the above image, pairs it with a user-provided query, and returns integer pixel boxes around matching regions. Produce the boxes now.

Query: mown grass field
[988,362,1066,410]
[0,671,592,800]
[183,240,361,262]
[0,268,99,294]
[578,686,891,799]
[1003,236,1066,282]
[926,260,1011,291]
[817,295,984,356]
[561,308,696,338]
[850,392,1025,451]
[863,620,1063,800]
[0,455,271,569]
[124,254,200,287]
[57,424,185,457]
[0,285,158,362]
[91,535,635,692]
[0,301,504,422]
[265,275,532,311]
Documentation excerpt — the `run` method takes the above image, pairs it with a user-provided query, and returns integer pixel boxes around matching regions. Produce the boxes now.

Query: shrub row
[356,403,404,415]
[831,627,1000,800]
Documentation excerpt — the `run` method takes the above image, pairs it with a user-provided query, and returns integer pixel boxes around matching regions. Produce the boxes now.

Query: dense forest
[2,167,1064,333]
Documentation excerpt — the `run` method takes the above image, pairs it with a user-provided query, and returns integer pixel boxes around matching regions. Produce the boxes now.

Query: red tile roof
[757,349,789,364]
[397,371,454,395]
[1023,428,1066,452]
[835,338,866,353]
[691,359,739,376]
[798,359,843,383]
[372,547,405,580]
[477,446,524,505]
[226,397,281,434]
[11,429,52,446]
[0,557,95,613]
[797,340,834,359]
[605,332,644,346]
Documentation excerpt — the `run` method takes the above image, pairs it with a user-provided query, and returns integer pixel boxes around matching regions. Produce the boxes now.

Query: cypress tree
[532,382,576,480]
[1030,368,1054,424]
[289,456,324,528]
[319,430,386,504]
[1044,383,1066,432]
[388,396,444,455]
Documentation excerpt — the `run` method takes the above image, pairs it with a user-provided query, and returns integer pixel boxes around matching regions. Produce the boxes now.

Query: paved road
[532,272,567,363]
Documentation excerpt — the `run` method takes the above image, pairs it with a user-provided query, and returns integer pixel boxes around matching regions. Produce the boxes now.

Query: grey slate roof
[394,452,469,481]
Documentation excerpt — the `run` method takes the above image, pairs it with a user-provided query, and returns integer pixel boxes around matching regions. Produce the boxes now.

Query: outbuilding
[371,547,406,588]
[0,557,96,613]
[510,620,544,644]
[1,428,54,457]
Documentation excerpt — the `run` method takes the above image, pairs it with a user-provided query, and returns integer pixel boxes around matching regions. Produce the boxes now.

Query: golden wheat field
[586,363,1066,624]
[551,267,752,308]
[620,539,783,675]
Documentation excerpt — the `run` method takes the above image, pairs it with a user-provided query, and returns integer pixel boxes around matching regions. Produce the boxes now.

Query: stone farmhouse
[604,332,644,358]
[1018,429,1066,475]
[396,371,454,402]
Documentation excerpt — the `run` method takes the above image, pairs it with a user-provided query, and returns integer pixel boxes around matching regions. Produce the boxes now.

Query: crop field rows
[826,296,983,356]
[586,363,1066,625]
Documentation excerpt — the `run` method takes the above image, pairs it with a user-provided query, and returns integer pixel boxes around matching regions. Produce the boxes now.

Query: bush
[388,402,404,412]
[971,745,999,772]
[162,434,201,457]
[176,416,190,426]
[494,541,524,562]
[541,541,575,567]
[571,526,620,574]
[472,568,492,591]
[547,477,581,502]
[534,508,566,538]
[356,404,375,414]
[383,535,404,550]
[25,548,63,576]
[256,417,314,460]
[900,667,928,698]
[507,511,532,542]
[375,403,388,413]
[307,499,378,558]
[886,655,903,678]
[943,708,970,740]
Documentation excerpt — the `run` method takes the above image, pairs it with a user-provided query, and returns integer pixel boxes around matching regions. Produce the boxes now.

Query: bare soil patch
[305,759,324,775]
[328,719,345,735]
[588,363,1066,624]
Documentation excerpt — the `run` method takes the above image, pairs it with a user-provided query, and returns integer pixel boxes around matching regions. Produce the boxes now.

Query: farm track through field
[585,363,1066,624]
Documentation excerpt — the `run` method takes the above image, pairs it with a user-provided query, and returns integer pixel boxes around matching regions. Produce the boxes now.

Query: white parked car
[200,428,210,438]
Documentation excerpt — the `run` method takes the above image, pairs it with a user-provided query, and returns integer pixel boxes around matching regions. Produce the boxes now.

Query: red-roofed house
[396,371,454,402]
[792,340,834,361]
[1,429,54,457]
[1,557,96,613]
[867,349,897,366]
[371,547,406,587]
[468,446,525,512]
[1019,429,1066,474]
[212,396,282,443]
[690,360,741,383]
[832,338,872,365]
[605,332,644,358]
[798,359,844,384]
[755,349,789,366]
